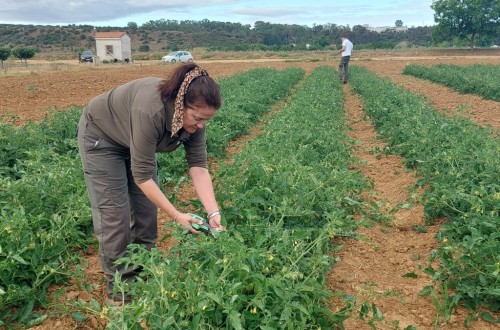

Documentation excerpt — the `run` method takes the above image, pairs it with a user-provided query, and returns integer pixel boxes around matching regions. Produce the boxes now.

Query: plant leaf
[402,272,418,278]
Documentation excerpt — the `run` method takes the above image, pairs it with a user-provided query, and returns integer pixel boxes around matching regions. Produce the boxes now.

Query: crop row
[102,67,374,329]
[351,66,499,321]
[0,67,305,327]
[403,64,500,101]
[156,67,305,186]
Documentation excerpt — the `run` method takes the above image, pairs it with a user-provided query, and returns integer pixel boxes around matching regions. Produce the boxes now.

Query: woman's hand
[208,214,226,231]
[174,212,204,234]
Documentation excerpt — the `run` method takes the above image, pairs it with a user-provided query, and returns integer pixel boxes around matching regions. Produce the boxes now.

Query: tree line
[0,21,435,54]
[0,47,35,68]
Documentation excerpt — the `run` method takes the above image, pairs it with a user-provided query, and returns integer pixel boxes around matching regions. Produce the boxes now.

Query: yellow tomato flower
[100,306,109,319]
[251,307,257,314]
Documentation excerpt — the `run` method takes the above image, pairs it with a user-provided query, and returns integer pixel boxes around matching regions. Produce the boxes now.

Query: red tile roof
[95,32,128,39]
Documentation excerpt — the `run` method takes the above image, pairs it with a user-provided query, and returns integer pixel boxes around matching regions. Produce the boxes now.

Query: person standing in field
[77,63,225,304]
[337,34,354,84]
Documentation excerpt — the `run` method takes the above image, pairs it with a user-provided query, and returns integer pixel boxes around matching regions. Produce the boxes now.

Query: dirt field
[2,49,499,329]
[1,48,499,127]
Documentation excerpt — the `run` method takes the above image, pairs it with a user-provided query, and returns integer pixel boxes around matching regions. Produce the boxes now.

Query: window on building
[106,45,114,55]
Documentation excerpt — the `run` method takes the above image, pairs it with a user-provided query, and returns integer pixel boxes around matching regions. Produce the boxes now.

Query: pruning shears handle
[188,213,220,238]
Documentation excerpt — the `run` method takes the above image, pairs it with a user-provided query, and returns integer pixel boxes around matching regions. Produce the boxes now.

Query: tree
[127,21,138,31]
[431,0,500,48]
[395,20,403,27]
[0,47,10,68]
[12,47,36,66]
[311,35,330,48]
[139,43,150,52]
[351,25,380,45]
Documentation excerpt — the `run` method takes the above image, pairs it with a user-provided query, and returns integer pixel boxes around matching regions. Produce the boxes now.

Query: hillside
[0,24,240,56]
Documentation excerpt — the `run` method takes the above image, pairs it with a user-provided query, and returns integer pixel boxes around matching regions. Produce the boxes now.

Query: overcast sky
[0,0,435,28]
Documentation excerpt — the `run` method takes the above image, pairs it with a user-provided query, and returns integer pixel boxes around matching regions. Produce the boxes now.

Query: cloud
[0,0,434,27]
[232,7,306,18]
[0,0,238,24]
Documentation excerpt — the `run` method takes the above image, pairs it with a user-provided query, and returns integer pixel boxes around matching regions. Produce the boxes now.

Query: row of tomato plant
[0,67,305,327]
[101,67,376,329]
[402,64,500,101]
[350,66,499,323]
[0,108,91,327]
[157,67,305,187]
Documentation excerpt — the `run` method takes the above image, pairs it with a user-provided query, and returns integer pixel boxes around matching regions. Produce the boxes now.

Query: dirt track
[3,49,499,329]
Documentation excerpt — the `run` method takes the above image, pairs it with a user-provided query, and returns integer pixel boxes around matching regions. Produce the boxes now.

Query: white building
[94,31,132,62]
[363,24,408,33]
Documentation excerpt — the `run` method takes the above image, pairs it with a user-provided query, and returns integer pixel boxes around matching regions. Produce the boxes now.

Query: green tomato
[245,283,254,293]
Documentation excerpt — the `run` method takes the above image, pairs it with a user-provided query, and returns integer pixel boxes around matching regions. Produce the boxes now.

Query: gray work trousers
[338,55,351,82]
[77,114,158,292]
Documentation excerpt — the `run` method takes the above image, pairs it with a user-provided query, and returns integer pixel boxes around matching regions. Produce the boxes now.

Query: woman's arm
[137,179,201,233]
[189,166,225,230]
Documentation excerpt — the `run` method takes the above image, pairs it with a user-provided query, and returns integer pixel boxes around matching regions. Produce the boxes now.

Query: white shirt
[341,38,353,56]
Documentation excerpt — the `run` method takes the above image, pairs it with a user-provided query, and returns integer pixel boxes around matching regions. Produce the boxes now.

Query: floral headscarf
[171,67,208,136]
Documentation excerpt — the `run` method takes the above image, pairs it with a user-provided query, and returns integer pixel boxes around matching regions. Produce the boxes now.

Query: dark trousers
[338,56,351,82]
[77,114,158,293]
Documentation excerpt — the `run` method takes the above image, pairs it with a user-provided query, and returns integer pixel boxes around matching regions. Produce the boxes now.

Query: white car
[162,51,194,63]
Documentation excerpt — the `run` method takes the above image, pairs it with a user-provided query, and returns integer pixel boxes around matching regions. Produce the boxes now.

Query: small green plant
[419,283,457,327]
[27,83,37,93]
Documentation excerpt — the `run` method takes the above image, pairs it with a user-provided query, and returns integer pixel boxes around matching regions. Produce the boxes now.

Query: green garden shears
[188,213,221,239]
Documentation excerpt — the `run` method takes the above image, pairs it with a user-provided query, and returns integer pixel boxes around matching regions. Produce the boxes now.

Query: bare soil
[2,49,498,330]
